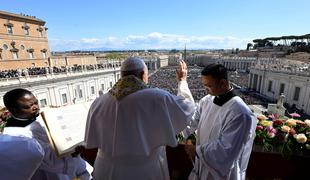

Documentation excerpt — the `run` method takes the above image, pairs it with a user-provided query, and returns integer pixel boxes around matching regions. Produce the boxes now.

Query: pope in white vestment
[85,58,195,180]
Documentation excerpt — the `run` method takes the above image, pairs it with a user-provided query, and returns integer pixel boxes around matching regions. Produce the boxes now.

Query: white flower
[295,134,307,144]
[304,120,310,127]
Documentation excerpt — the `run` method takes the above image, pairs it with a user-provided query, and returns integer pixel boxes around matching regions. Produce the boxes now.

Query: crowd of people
[149,65,271,106]
[0,63,120,79]
[149,65,206,101]
[1,59,257,180]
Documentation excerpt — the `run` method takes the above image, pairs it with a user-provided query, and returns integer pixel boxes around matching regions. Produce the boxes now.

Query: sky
[1,0,310,51]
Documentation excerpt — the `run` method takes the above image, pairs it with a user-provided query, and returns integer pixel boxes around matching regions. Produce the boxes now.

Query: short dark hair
[3,88,33,110]
[201,63,228,80]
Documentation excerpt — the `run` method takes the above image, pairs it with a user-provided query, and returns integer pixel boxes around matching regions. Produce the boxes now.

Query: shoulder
[198,94,213,106]
[228,96,254,118]
[134,88,173,99]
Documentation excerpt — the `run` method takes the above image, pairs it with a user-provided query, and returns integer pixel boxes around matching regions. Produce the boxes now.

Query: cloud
[49,32,251,51]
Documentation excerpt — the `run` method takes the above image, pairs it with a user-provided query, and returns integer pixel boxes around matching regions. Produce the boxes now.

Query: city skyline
[2,0,310,51]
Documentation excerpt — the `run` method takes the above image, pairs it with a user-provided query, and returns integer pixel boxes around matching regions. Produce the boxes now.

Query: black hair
[3,88,33,110]
[201,63,228,80]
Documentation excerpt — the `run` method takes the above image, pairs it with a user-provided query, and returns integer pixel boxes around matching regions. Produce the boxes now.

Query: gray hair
[121,57,146,78]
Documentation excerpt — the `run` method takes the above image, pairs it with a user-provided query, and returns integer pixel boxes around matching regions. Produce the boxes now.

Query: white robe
[3,118,92,180]
[1,128,44,180]
[188,95,257,180]
[29,119,92,180]
[85,81,195,180]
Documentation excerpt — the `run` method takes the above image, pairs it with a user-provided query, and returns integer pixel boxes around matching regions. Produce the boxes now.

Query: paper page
[41,103,91,155]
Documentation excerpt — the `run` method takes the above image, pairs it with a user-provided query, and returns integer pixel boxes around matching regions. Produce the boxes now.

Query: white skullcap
[121,57,146,71]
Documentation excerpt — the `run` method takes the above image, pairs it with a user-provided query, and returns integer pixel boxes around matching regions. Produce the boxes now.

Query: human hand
[176,60,188,82]
[184,144,196,160]
[71,145,85,157]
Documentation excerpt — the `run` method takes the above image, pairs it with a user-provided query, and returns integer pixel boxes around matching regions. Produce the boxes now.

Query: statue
[276,93,285,109]
[276,93,286,116]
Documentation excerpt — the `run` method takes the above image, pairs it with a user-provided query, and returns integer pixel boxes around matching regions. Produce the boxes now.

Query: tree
[246,43,253,51]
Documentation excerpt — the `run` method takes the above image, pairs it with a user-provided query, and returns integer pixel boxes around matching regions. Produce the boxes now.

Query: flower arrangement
[255,113,310,157]
[0,107,12,133]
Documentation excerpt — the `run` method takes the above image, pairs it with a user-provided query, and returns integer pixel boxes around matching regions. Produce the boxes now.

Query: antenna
[184,44,187,61]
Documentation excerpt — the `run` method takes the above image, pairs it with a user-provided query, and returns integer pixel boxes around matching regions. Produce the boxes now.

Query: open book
[39,102,93,157]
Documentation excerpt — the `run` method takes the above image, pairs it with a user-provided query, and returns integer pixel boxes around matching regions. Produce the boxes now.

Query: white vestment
[188,95,257,180]
[29,119,92,180]
[3,118,92,180]
[85,81,195,180]
[0,128,44,180]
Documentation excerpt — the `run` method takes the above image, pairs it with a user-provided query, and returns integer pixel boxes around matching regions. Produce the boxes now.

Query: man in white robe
[183,63,257,180]
[85,58,195,180]
[0,128,44,180]
[3,88,92,180]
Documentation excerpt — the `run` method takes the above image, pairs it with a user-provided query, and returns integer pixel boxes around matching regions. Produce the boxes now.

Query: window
[42,52,47,58]
[3,44,8,50]
[12,52,18,59]
[41,48,47,59]
[293,87,300,101]
[22,23,30,35]
[37,26,44,37]
[79,89,83,98]
[29,52,34,59]
[20,45,25,50]
[77,85,83,98]
[27,48,34,59]
[279,83,285,95]
[110,81,113,88]
[61,93,68,104]
[267,81,273,92]
[40,31,43,37]
[7,26,13,34]
[24,28,29,35]
[101,84,105,90]
[40,99,47,107]
[91,86,95,95]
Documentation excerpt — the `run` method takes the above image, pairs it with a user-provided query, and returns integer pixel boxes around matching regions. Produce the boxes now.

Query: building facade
[249,59,310,114]
[0,10,50,70]
[0,67,121,107]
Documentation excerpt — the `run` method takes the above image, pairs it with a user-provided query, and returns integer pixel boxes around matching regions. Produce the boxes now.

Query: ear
[220,79,229,88]
[8,107,18,116]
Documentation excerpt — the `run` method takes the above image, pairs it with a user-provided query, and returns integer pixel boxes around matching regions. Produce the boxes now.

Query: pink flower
[267,132,275,138]
[267,126,277,134]
[268,114,276,119]
[289,128,296,136]
[256,125,263,130]
[3,111,11,118]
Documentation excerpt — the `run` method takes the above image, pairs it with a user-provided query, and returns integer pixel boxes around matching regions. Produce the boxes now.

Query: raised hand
[176,60,188,82]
